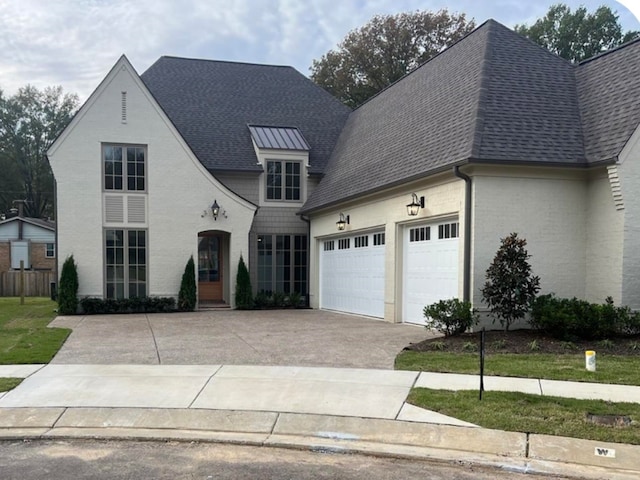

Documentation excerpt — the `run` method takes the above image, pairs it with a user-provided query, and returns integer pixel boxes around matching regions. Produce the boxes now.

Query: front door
[198,234,223,303]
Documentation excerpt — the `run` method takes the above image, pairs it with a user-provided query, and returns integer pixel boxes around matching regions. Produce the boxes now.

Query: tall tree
[0,85,78,218]
[310,10,475,108]
[515,3,640,63]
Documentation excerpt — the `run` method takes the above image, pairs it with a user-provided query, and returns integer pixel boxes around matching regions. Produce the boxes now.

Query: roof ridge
[155,55,294,69]
[469,22,495,159]
[578,35,640,66]
[351,18,497,112]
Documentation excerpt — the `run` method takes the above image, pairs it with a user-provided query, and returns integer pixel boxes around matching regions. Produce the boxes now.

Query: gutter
[453,166,472,303]
[299,214,311,308]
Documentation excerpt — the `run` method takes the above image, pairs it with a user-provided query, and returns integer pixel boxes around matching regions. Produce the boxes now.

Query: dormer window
[266,160,300,201]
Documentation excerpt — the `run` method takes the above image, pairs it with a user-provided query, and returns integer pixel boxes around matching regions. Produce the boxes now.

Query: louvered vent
[607,165,625,211]
[121,91,127,123]
[104,195,124,223]
[127,196,146,223]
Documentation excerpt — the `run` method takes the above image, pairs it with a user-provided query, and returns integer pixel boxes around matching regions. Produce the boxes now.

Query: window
[45,243,55,258]
[373,233,385,246]
[409,227,430,242]
[257,234,307,295]
[354,235,368,248]
[104,145,146,191]
[338,238,350,250]
[266,160,300,201]
[105,229,146,299]
[323,240,335,251]
[438,222,459,239]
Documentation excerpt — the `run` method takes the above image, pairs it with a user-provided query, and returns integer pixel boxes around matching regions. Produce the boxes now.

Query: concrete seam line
[538,379,543,396]
[525,433,530,458]
[51,407,68,429]
[146,314,161,365]
[186,370,220,409]
[393,372,420,420]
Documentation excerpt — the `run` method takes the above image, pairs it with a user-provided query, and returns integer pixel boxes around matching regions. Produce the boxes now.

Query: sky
[0,0,639,101]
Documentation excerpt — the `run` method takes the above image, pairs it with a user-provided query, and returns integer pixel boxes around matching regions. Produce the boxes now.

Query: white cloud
[0,0,637,101]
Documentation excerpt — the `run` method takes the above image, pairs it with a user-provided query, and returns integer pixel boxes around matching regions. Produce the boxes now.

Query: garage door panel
[404,222,459,325]
[320,233,385,318]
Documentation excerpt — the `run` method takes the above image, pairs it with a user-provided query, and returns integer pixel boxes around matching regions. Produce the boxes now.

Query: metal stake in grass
[479,327,485,400]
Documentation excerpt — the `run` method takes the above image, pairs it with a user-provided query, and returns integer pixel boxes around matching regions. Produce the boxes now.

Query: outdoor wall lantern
[201,199,226,220]
[406,193,425,216]
[336,212,350,231]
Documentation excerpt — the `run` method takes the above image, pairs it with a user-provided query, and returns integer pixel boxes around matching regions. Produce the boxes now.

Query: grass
[0,378,22,392]
[395,351,640,385]
[0,297,70,364]
[407,389,640,445]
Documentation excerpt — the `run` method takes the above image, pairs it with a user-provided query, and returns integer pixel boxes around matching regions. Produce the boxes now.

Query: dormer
[249,125,311,206]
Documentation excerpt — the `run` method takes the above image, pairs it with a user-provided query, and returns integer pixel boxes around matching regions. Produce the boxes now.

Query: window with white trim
[409,226,430,242]
[338,238,350,250]
[257,234,307,295]
[105,229,146,299]
[45,243,55,258]
[438,222,459,239]
[354,235,368,248]
[104,145,146,192]
[373,233,385,246]
[266,160,301,201]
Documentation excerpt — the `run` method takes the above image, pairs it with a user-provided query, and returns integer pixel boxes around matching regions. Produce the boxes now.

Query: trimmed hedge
[80,296,176,315]
[531,294,640,340]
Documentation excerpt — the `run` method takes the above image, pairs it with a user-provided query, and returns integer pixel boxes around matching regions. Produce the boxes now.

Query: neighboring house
[48,19,640,321]
[0,215,56,274]
[301,19,640,325]
[47,55,349,306]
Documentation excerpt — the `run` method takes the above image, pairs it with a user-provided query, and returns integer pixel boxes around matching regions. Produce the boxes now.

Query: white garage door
[320,232,385,318]
[403,221,459,325]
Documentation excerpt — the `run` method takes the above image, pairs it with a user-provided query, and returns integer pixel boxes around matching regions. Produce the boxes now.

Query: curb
[0,407,638,479]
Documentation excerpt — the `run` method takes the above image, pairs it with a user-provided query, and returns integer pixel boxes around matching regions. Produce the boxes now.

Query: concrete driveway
[49,309,435,369]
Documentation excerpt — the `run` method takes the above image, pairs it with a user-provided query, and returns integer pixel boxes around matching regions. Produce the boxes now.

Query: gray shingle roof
[577,38,640,163]
[302,20,593,213]
[141,58,350,174]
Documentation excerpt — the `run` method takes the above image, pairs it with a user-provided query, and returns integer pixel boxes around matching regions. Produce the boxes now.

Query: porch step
[198,302,231,311]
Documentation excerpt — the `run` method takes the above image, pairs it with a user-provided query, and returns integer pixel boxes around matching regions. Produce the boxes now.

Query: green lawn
[395,351,640,385]
[0,378,22,392]
[0,297,70,365]
[408,389,640,445]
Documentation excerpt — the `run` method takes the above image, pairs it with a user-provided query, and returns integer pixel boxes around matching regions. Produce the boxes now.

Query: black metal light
[211,200,220,220]
[336,212,349,231]
[406,193,425,216]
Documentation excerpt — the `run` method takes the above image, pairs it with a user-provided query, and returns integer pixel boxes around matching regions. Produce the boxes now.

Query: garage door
[403,221,459,325]
[320,232,385,318]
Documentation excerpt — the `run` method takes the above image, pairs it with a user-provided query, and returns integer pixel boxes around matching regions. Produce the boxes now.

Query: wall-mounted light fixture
[406,193,425,216]
[336,212,350,231]
[201,199,227,220]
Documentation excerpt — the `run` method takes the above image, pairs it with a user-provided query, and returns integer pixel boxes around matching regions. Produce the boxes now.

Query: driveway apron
[49,310,435,369]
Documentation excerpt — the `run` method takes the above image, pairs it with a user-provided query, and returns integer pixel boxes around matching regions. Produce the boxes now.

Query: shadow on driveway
[49,310,437,369]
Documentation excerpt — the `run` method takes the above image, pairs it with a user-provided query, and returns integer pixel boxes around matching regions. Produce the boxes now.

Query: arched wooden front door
[198,233,223,303]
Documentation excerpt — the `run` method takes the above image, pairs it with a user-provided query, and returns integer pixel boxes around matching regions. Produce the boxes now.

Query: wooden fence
[0,271,55,297]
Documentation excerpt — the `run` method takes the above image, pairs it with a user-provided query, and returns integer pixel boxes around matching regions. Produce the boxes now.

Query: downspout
[453,166,472,303]
[300,213,311,308]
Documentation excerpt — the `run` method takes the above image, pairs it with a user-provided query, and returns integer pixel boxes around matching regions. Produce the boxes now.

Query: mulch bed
[404,329,640,356]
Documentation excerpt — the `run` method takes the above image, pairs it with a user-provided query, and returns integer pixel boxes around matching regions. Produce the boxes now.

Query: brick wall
[31,243,55,271]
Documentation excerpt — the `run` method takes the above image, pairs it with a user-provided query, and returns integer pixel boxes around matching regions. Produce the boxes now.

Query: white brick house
[49,20,640,321]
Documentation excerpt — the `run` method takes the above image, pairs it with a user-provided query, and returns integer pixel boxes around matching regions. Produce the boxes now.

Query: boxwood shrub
[80,296,176,315]
[530,294,640,340]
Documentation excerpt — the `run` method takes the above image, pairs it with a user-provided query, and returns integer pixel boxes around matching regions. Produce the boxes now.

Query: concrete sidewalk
[1,364,640,479]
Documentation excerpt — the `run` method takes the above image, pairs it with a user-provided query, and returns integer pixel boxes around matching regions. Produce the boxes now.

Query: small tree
[481,233,540,331]
[235,255,253,309]
[178,256,196,311]
[423,298,477,336]
[58,255,79,315]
